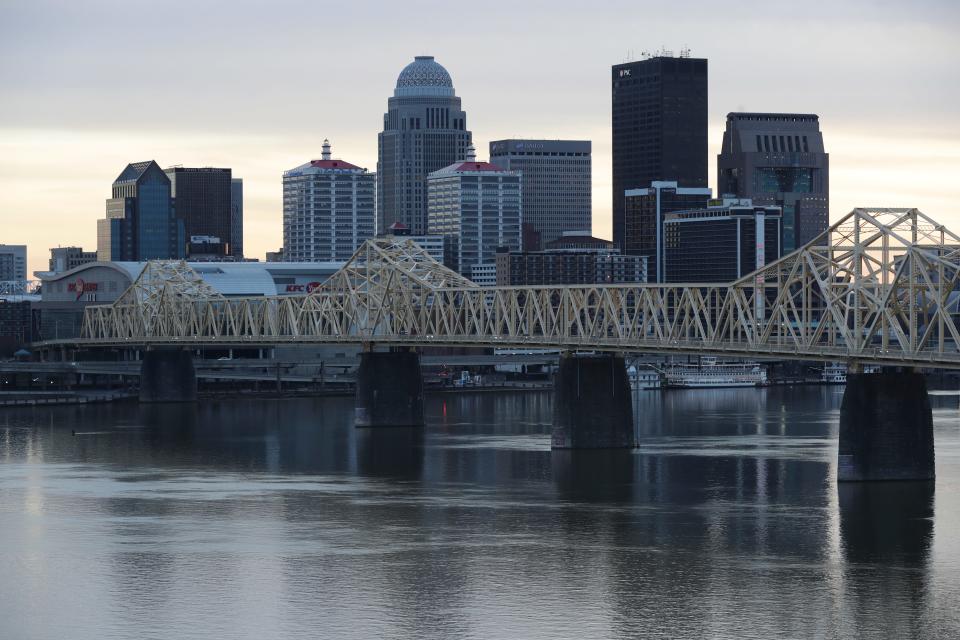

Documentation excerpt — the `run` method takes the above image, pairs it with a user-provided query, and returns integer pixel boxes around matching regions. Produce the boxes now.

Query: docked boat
[821,362,879,384]
[663,357,768,389]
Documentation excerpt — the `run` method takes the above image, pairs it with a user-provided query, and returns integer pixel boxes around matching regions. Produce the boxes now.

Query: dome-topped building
[395,56,454,97]
[378,56,472,234]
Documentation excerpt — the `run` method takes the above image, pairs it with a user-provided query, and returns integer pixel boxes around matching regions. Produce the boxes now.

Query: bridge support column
[838,370,934,482]
[552,352,635,449]
[139,348,196,403]
[354,350,424,428]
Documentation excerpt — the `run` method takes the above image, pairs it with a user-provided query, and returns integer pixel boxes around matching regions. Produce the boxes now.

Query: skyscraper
[489,139,591,249]
[165,167,235,257]
[427,147,522,276]
[49,247,96,273]
[378,56,472,235]
[283,139,376,262]
[717,113,829,251]
[612,54,708,250]
[97,161,184,261]
[231,178,244,258]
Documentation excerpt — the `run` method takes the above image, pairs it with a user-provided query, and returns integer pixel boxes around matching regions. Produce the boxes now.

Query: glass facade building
[96,161,184,262]
[378,56,472,235]
[612,55,708,251]
[165,167,235,258]
[231,178,244,258]
[623,182,712,282]
[489,139,592,248]
[663,200,782,283]
[717,113,829,252]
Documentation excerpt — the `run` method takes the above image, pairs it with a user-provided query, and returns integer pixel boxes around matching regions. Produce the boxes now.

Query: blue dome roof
[395,56,455,97]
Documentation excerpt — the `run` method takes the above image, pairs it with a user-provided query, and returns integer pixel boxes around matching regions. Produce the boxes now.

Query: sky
[1,0,959,276]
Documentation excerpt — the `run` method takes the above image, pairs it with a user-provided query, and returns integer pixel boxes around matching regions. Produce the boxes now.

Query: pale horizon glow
[1,0,958,276]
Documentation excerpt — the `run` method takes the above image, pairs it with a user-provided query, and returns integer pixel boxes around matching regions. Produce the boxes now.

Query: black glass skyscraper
[611,55,708,250]
[378,56,472,235]
[165,167,235,257]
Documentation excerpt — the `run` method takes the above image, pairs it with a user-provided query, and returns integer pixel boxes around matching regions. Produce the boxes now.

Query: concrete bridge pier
[354,349,424,428]
[139,348,197,403]
[551,352,635,449]
[838,369,934,481]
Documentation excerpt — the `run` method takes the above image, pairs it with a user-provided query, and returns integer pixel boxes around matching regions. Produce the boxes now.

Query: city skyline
[2,0,958,276]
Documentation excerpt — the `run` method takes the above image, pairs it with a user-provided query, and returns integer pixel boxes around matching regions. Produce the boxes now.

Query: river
[1,386,959,639]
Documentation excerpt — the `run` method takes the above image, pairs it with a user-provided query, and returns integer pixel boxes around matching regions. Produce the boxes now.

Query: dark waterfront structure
[97,161,184,261]
[663,199,782,283]
[0,297,36,353]
[717,113,829,251]
[623,181,711,282]
[489,139,592,247]
[378,56,472,235]
[165,167,235,258]
[612,54,708,251]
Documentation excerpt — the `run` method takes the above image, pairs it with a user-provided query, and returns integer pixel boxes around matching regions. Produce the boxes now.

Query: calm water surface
[2,387,960,639]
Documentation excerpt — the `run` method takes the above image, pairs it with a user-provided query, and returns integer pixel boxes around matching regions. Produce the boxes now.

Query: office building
[663,198,782,283]
[427,147,522,275]
[470,263,497,287]
[378,56,472,235]
[612,53,708,250]
[382,222,445,264]
[623,181,712,282]
[489,139,591,248]
[165,167,234,258]
[49,247,96,273]
[717,113,829,252]
[495,247,647,286]
[97,161,184,261]
[0,245,27,281]
[283,140,376,262]
[231,178,244,258]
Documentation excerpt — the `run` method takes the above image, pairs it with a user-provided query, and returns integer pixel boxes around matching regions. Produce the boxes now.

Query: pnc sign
[67,278,98,300]
[285,282,323,293]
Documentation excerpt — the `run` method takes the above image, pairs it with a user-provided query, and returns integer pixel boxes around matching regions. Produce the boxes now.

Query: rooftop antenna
[321,139,331,161]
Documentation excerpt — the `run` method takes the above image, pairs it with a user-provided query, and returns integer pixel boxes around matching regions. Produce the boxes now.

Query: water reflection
[0,389,958,639]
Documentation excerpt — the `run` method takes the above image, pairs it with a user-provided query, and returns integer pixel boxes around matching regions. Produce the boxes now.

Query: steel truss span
[79,209,960,368]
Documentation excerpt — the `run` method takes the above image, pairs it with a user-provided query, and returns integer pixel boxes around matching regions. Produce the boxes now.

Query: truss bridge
[53,208,959,480]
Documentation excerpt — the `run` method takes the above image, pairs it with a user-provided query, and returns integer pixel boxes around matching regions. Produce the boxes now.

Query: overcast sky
[2,0,959,274]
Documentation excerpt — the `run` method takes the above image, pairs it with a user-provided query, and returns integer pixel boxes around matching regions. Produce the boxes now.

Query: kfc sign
[285,281,322,293]
[67,278,98,300]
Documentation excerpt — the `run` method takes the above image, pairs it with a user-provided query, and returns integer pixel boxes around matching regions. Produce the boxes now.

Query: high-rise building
[49,247,96,273]
[283,140,376,262]
[165,167,234,258]
[488,139,591,248]
[717,113,829,251]
[0,245,27,282]
[378,56,472,235]
[612,54,708,250]
[231,178,244,258]
[427,147,522,276]
[381,222,445,264]
[97,161,184,262]
[663,198,782,283]
[623,181,712,282]
[495,248,647,286]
